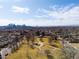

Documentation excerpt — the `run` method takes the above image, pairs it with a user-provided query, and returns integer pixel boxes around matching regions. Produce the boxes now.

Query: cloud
[0,19,53,26]
[35,5,79,26]
[0,5,79,26]
[11,6,30,14]
[0,18,78,26]
[48,6,79,19]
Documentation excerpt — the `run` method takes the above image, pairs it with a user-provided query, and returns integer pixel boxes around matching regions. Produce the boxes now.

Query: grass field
[6,37,65,59]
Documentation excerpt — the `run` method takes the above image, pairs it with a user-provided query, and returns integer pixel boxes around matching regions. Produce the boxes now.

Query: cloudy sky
[0,0,79,26]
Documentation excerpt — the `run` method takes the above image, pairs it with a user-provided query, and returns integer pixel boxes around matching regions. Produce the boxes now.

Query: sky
[0,0,79,26]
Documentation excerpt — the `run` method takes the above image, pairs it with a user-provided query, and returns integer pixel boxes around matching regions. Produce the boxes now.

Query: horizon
[0,0,79,26]
[0,23,79,27]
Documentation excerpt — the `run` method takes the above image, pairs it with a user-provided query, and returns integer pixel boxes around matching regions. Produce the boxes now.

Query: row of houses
[0,30,27,59]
